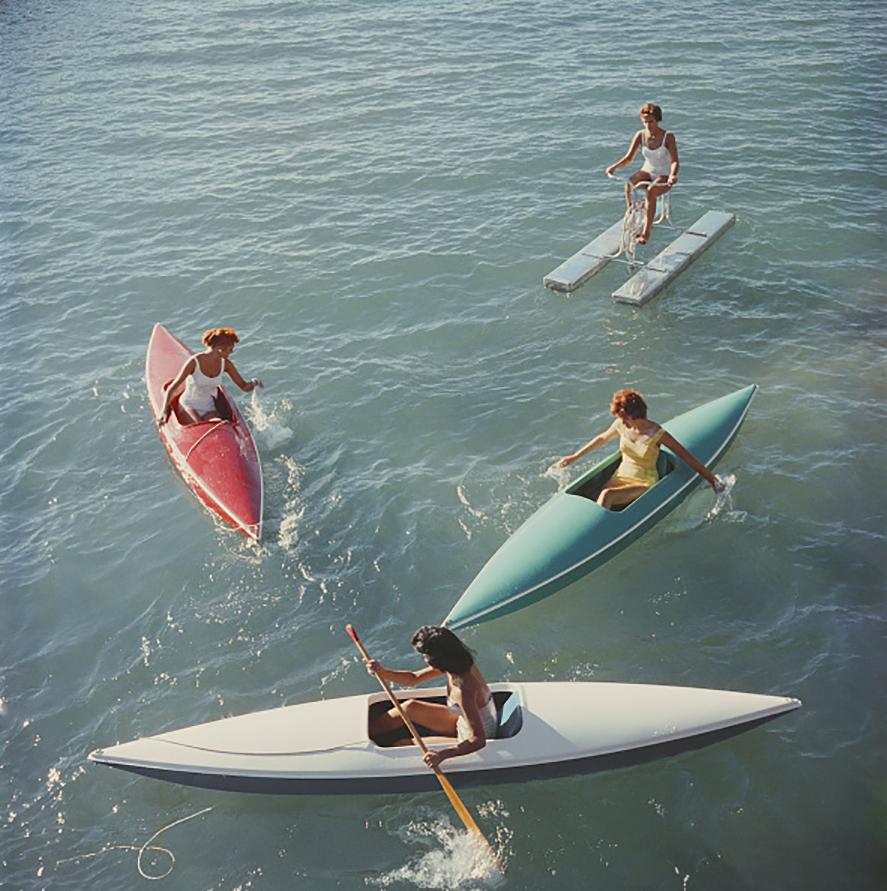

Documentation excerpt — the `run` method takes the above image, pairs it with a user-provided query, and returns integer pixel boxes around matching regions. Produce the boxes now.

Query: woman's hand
[605,164,617,177]
[159,407,171,427]
[557,454,576,468]
[248,378,264,391]
[423,750,446,770]
[365,659,382,677]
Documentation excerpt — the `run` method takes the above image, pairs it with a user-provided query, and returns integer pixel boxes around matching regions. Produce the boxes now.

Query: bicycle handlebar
[606,172,676,190]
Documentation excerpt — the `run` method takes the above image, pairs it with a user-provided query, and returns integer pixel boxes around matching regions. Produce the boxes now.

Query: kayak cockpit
[368,690,523,747]
[569,451,675,509]
[162,380,236,427]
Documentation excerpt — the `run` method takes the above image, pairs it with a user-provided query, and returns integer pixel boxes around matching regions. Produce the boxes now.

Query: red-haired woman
[606,102,679,244]
[558,389,723,510]
[160,327,262,425]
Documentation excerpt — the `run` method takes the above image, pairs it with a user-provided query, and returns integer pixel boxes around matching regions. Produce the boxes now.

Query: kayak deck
[88,681,800,795]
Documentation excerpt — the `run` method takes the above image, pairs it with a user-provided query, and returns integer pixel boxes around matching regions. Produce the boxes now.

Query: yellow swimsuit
[612,421,665,488]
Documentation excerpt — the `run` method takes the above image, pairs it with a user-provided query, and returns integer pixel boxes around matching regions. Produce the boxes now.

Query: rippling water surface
[2,0,884,888]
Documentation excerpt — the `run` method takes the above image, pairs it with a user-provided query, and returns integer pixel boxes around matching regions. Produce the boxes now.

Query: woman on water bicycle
[606,103,679,244]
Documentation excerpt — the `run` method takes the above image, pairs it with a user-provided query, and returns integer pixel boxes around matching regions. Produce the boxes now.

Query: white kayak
[88,682,800,794]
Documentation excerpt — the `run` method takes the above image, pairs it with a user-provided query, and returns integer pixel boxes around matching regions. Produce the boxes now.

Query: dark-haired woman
[365,625,497,769]
[160,327,263,425]
[605,102,679,244]
[557,388,723,510]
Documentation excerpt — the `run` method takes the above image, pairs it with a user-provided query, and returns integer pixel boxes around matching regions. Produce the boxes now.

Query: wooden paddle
[345,624,496,855]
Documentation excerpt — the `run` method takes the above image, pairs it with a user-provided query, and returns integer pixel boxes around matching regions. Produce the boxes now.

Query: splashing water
[247,390,294,450]
[371,810,508,889]
[703,472,746,524]
[543,459,572,492]
[275,454,306,550]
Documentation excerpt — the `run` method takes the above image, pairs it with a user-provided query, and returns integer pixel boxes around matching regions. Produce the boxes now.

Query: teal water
[2,0,885,888]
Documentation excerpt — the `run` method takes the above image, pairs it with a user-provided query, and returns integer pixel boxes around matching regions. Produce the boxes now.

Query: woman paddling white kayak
[366,625,497,770]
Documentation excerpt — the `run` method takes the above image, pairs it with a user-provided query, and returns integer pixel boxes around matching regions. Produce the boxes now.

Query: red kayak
[145,324,263,541]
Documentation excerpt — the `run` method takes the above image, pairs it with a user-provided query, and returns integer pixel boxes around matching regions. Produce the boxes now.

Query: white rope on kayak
[184,420,228,460]
[154,736,369,755]
[55,805,213,881]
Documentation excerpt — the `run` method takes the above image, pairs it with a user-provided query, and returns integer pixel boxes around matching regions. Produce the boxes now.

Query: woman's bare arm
[558,421,620,467]
[666,132,680,183]
[606,131,643,174]
[660,430,721,489]
[424,682,488,768]
[159,357,196,424]
[224,359,261,392]
[366,661,442,687]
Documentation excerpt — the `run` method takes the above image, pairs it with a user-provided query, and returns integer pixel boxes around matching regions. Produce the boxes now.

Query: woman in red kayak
[159,327,262,425]
[606,102,679,244]
[365,625,497,769]
[558,388,723,509]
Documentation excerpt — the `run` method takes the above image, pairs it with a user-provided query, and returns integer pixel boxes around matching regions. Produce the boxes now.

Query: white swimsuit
[179,355,225,416]
[448,686,499,741]
[640,132,673,177]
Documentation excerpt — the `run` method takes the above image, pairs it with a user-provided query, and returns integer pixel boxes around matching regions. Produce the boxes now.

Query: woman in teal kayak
[558,388,724,509]
[159,327,262,425]
[365,625,497,769]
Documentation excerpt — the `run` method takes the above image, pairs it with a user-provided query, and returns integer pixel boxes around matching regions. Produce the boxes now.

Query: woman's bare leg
[627,172,652,240]
[369,699,459,741]
[638,179,670,243]
[597,482,649,509]
[629,170,652,201]
[179,405,204,424]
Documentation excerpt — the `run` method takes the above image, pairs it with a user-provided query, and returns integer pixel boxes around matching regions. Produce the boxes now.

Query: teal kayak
[444,385,757,630]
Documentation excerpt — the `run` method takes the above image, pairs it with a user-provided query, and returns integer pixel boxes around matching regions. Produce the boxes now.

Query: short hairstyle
[639,103,663,122]
[611,388,648,419]
[411,625,474,675]
[202,327,240,348]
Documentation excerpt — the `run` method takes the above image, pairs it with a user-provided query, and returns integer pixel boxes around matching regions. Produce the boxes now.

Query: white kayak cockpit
[368,689,524,748]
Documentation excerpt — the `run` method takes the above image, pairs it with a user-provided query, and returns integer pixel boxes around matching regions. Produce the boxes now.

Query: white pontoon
[543,177,734,305]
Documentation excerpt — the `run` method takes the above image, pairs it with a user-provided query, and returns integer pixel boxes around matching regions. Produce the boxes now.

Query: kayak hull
[89,681,800,795]
[145,324,263,540]
[90,715,788,795]
[444,386,757,630]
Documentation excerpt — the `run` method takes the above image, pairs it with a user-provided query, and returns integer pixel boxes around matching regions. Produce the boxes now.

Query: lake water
[2,0,885,888]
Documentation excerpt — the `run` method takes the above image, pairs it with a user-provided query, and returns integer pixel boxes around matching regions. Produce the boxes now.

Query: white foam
[247,391,294,450]
[703,472,747,524]
[371,811,507,889]
[543,460,572,492]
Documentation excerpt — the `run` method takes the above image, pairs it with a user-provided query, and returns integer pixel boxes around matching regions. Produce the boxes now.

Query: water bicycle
[543,174,734,306]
